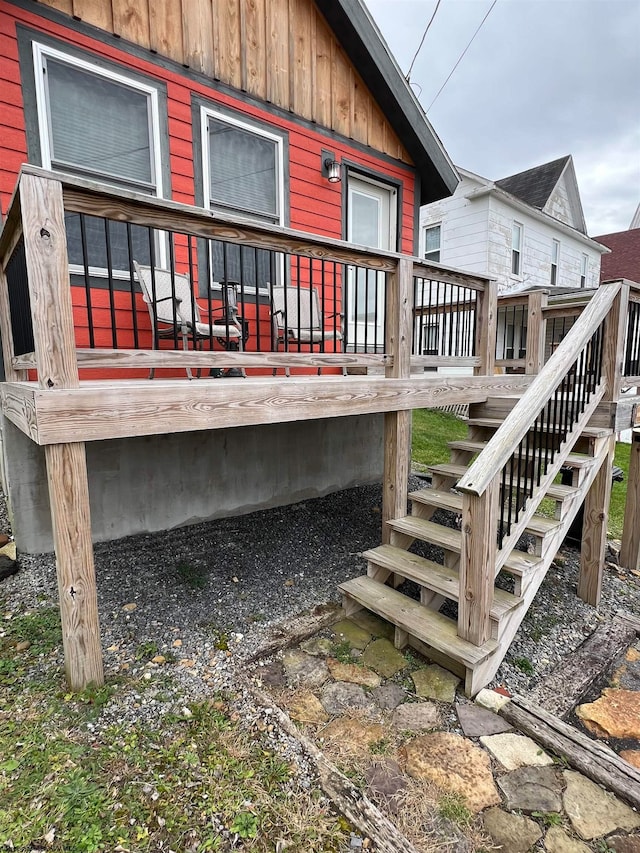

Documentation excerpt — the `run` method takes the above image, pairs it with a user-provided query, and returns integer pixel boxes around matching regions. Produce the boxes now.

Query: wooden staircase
[340,393,615,696]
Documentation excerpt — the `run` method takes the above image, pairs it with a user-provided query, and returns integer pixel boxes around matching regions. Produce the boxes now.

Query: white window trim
[32,41,165,277]
[580,253,588,288]
[551,239,561,286]
[201,107,285,296]
[423,222,441,263]
[511,221,523,279]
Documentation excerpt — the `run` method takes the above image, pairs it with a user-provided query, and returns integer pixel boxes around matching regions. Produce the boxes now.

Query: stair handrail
[456,280,623,498]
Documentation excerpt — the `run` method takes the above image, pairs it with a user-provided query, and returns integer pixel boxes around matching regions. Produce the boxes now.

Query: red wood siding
[0,2,417,377]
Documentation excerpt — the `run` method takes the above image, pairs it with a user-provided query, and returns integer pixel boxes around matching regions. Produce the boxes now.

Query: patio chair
[134,262,243,379]
[272,285,344,375]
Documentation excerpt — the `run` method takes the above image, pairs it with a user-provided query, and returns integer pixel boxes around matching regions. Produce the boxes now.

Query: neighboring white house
[420,156,607,295]
[417,156,609,371]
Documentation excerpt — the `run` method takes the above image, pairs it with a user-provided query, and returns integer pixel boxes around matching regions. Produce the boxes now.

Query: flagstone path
[249,611,640,852]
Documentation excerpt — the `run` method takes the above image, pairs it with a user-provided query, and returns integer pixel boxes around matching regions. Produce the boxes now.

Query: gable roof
[314,0,458,205]
[594,228,640,282]
[495,156,571,210]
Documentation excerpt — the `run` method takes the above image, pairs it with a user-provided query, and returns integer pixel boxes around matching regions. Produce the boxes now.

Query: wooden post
[578,435,616,606]
[620,430,640,571]
[525,290,548,375]
[20,172,103,689]
[601,282,629,405]
[458,477,498,645]
[382,258,413,544]
[474,279,497,376]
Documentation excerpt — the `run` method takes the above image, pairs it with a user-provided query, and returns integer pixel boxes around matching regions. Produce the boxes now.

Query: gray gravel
[2,477,639,706]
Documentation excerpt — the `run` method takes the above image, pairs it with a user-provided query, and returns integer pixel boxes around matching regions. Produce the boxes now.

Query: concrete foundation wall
[2,414,384,554]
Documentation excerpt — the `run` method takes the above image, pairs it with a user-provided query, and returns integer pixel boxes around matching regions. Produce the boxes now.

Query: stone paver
[350,611,395,642]
[300,637,334,657]
[282,649,329,688]
[412,664,460,702]
[482,807,541,853]
[607,835,640,853]
[544,826,592,853]
[326,658,381,688]
[364,759,408,815]
[497,765,563,813]
[331,619,372,650]
[322,717,385,759]
[563,769,640,840]
[576,688,640,739]
[362,638,406,678]
[256,660,285,688]
[475,688,511,713]
[372,683,406,710]
[455,702,512,737]
[391,701,440,732]
[320,681,377,716]
[284,689,329,725]
[479,732,554,770]
[621,750,640,769]
[405,731,501,813]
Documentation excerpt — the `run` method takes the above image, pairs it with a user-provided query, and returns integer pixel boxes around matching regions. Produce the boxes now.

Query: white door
[347,175,397,351]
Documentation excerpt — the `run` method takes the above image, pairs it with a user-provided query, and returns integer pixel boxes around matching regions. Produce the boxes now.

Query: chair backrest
[133,262,201,327]
[272,285,321,334]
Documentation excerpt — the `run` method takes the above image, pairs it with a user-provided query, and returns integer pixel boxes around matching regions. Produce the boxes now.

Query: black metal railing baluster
[126,223,140,349]
[79,214,95,349]
[104,219,118,349]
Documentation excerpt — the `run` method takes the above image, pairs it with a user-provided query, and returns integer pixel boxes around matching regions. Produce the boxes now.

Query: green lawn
[411,409,631,539]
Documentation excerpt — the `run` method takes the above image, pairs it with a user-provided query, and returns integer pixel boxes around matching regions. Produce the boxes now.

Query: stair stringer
[465,434,613,696]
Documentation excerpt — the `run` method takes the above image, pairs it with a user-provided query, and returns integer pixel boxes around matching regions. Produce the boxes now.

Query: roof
[495,156,571,210]
[593,228,640,282]
[314,0,458,205]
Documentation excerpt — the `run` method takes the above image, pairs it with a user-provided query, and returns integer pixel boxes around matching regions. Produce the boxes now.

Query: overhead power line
[427,0,498,112]
[406,0,443,82]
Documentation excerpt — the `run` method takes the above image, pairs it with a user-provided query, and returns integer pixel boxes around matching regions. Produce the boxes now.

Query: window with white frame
[33,43,163,272]
[421,319,440,355]
[580,253,588,288]
[423,224,441,263]
[551,239,560,286]
[511,222,522,276]
[201,108,284,292]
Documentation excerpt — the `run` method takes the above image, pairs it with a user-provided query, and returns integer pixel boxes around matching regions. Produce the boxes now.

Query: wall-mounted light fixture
[321,150,341,183]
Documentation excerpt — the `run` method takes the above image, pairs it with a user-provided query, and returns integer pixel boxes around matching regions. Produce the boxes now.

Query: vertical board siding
[28,0,410,162]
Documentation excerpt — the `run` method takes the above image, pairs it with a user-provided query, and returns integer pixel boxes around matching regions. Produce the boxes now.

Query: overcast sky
[366,0,640,237]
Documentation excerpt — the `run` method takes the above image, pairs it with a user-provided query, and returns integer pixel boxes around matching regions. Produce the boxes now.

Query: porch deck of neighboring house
[2,166,639,695]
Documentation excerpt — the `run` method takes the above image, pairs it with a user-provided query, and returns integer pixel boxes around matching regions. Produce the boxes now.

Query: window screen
[424,225,441,263]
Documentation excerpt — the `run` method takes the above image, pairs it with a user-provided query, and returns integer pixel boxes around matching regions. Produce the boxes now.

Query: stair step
[501,549,543,578]
[390,516,462,551]
[467,417,610,439]
[339,575,498,667]
[363,544,523,621]
[448,439,595,470]
[409,488,463,513]
[427,463,468,481]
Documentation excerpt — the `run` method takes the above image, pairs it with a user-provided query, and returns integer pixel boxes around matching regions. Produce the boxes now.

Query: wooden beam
[20,174,78,390]
[578,435,616,606]
[382,258,414,543]
[0,383,39,442]
[602,284,629,403]
[458,478,498,645]
[620,430,640,571]
[525,290,547,374]
[20,373,533,445]
[45,442,103,690]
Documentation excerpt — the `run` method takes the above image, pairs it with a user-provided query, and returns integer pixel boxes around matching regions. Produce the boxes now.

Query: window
[551,239,560,286]
[33,43,163,272]
[511,222,522,276]
[580,254,588,288]
[201,108,284,292]
[421,319,439,355]
[423,224,441,263]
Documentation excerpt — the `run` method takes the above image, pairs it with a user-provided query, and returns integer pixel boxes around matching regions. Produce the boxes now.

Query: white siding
[545,172,581,230]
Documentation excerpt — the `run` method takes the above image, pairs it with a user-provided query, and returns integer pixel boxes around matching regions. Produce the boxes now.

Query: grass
[0,605,349,852]
[412,408,632,539]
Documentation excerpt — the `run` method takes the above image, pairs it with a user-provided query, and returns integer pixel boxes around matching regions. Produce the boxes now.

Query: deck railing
[0,167,493,384]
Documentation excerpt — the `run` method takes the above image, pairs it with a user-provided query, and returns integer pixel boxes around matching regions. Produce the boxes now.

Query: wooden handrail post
[525,290,548,374]
[475,279,497,376]
[19,172,103,689]
[601,280,629,404]
[620,430,640,571]
[382,257,413,544]
[459,477,498,645]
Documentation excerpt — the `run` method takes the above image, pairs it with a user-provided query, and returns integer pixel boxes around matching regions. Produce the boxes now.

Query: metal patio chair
[272,284,344,376]
[134,262,243,379]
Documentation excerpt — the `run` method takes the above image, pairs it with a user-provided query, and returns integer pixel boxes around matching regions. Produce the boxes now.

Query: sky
[365,0,640,237]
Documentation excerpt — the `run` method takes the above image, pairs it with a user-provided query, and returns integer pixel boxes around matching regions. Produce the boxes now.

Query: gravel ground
[2,476,639,705]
